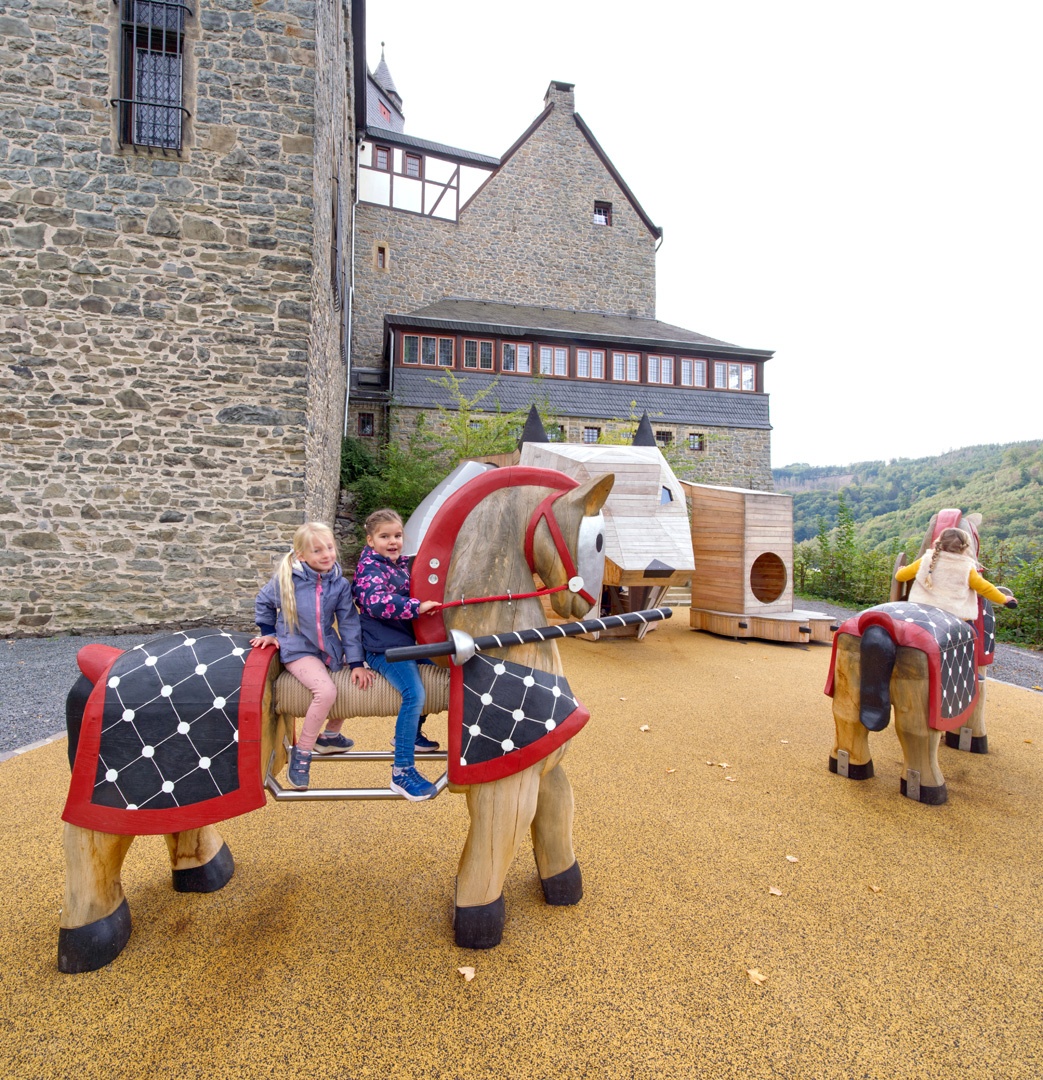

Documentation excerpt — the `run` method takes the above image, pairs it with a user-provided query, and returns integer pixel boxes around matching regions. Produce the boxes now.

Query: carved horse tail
[859,624,897,731]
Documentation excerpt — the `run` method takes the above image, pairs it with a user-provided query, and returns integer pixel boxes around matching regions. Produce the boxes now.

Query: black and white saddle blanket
[63,629,276,835]
[826,602,984,731]
[447,653,589,784]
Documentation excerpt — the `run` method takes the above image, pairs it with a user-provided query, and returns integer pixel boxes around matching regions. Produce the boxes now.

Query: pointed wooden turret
[519,405,549,446]
[632,412,657,447]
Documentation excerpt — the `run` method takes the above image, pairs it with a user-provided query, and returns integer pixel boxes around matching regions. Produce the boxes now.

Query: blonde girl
[253,522,373,790]
[895,527,1017,620]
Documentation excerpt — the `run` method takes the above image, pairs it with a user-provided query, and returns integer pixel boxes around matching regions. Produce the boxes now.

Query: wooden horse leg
[529,747,582,905]
[165,826,234,893]
[945,666,989,754]
[59,823,134,973]
[454,764,543,949]
[892,648,947,804]
[829,635,875,780]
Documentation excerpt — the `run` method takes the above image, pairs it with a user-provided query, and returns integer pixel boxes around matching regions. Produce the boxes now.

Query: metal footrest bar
[264,746,449,802]
[309,748,448,763]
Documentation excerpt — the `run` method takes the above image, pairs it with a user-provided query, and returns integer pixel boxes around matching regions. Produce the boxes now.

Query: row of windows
[399,334,759,391]
[357,412,708,452]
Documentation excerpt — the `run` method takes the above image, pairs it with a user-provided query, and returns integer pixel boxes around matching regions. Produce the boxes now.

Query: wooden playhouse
[682,482,835,643]
[519,440,694,639]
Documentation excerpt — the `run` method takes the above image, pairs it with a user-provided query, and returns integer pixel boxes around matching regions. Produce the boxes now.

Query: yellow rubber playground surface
[2,615,1041,1080]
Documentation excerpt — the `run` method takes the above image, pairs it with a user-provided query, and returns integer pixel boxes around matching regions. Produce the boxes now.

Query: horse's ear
[575,473,614,515]
[966,512,982,529]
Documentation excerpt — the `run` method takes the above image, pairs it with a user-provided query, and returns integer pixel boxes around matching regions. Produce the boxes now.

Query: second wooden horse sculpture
[826,509,1003,804]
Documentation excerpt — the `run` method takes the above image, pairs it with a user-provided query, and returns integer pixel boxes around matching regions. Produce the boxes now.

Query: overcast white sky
[366,0,1041,469]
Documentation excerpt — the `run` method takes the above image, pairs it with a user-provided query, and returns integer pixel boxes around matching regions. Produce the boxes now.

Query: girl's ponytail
[276,550,299,632]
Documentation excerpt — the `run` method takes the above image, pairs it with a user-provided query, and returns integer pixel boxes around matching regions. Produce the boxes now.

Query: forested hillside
[774,441,1043,551]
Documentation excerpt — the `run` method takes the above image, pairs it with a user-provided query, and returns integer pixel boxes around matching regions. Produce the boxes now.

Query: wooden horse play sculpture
[57,466,621,970]
[404,465,615,947]
[825,509,1002,804]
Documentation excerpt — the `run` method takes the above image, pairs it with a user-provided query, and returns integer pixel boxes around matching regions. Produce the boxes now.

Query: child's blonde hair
[276,522,337,632]
[923,527,972,590]
[364,508,403,539]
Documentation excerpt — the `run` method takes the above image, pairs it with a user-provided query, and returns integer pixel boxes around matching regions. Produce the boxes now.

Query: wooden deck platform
[690,606,837,644]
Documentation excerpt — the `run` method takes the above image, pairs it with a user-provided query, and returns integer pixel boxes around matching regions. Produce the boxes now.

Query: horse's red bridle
[410,467,596,646]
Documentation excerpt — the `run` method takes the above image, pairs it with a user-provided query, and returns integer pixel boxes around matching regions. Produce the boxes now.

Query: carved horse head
[411,466,614,645]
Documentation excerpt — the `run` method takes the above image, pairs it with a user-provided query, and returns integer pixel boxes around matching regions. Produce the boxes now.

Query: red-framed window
[501,341,532,374]
[593,201,612,225]
[404,153,422,179]
[647,355,674,385]
[576,349,605,379]
[538,345,569,377]
[714,361,757,391]
[463,339,494,371]
[611,351,640,382]
[402,334,454,366]
[374,145,391,171]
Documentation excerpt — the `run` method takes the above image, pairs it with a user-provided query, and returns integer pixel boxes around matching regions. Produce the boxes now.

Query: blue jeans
[366,651,430,769]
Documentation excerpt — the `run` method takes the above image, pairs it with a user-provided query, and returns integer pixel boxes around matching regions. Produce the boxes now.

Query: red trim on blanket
[62,646,277,836]
[445,663,590,785]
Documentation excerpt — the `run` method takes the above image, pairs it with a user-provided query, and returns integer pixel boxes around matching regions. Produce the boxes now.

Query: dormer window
[379,101,391,123]
[593,201,612,226]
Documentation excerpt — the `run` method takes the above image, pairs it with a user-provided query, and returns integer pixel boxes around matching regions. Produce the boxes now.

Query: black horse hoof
[540,860,583,906]
[172,841,234,893]
[828,755,874,780]
[454,894,505,949]
[900,777,948,805]
[944,731,989,754]
[58,897,132,974]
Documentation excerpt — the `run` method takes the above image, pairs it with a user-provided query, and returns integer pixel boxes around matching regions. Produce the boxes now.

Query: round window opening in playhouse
[750,552,787,604]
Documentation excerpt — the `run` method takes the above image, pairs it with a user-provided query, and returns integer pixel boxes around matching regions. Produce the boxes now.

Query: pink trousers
[283,655,341,753]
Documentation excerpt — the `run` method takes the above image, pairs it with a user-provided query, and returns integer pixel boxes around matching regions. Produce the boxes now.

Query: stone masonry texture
[0,0,355,635]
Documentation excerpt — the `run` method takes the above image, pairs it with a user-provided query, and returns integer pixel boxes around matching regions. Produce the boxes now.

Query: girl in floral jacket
[352,509,443,802]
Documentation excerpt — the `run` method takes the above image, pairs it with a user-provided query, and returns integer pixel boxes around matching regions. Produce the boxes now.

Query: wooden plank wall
[689,486,747,612]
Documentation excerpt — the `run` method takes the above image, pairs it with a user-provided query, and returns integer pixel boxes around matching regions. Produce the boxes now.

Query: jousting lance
[385,607,673,666]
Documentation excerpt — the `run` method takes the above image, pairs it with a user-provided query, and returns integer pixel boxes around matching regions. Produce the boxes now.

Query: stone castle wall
[390,407,774,491]
[0,0,354,635]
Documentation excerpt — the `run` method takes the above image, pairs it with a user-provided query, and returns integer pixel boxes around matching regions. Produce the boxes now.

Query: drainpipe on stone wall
[343,197,357,437]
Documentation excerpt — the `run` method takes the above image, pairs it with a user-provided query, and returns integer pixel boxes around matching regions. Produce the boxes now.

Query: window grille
[113,0,192,151]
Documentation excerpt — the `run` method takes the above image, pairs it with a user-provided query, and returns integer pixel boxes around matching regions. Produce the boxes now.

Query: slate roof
[390,368,771,430]
[362,126,500,168]
[386,299,772,359]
